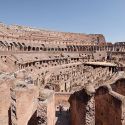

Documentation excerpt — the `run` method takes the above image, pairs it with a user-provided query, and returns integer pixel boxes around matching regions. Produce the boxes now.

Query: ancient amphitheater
[0,22,125,125]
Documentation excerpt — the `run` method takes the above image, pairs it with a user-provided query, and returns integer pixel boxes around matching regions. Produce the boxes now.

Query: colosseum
[0,22,125,125]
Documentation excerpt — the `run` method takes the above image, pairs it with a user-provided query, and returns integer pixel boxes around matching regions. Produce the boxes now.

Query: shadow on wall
[27,111,37,125]
[56,110,71,125]
[8,107,12,125]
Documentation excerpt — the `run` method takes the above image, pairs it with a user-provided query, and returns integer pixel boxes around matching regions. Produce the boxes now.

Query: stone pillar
[121,100,125,125]
[37,89,55,125]
[10,70,38,125]
[0,80,12,125]
[85,95,95,125]
[37,101,47,125]
[11,85,38,125]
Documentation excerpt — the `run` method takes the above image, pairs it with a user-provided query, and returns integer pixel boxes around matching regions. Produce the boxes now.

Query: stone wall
[111,78,125,96]
[55,92,71,107]
[37,89,55,125]
[95,86,122,125]
[69,89,91,125]
[0,80,12,125]
[11,85,38,125]
[69,83,125,125]
[1,22,125,125]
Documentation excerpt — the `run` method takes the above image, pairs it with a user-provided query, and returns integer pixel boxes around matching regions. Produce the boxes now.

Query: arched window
[40,47,43,51]
[36,47,39,51]
[32,47,35,51]
[28,46,31,51]
[24,46,27,51]
[62,48,64,51]
[51,48,54,51]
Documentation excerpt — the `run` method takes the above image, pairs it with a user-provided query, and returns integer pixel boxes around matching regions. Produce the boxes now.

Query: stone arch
[73,46,76,51]
[65,48,67,51]
[61,48,64,51]
[9,43,13,50]
[79,46,83,51]
[111,78,125,96]
[69,89,91,125]
[70,46,73,51]
[51,48,54,51]
[13,42,18,47]
[40,47,43,51]
[116,48,120,52]
[28,46,31,51]
[24,46,27,51]
[36,47,39,51]
[67,46,71,51]
[95,86,122,125]
[18,42,23,50]
[58,47,61,51]
[32,47,35,51]
[43,47,46,51]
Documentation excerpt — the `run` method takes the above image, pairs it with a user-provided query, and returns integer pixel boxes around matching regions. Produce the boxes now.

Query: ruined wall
[47,91,55,125]
[0,23,105,45]
[11,86,38,125]
[111,78,125,96]
[0,78,13,125]
[37,89,55,125]
[55,92,71,107]
[89,34,106,44]
[69,89,91,125]
[1,22,125,125]
[93,51,107,61]
[69,84,124,125]
[95,86,122,125]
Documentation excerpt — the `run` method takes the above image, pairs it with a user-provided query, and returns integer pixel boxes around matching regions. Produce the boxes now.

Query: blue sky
[0,0,125,42]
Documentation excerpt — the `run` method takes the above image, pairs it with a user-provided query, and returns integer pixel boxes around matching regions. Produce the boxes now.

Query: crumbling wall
[37,89,55,125]
[55,92,71,107]
[0,78,13,125]
[69,89,91,125]
[111,78,125,96]
[11,86,38,125]
[95,86,122,125]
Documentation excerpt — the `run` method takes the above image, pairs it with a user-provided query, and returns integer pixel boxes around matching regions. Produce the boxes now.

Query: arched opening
[28,46,31,51]
[58,47,61,51]
[65,48,67,51]
[18,42,23,50]
[32,47,35,51]
[69,89,90,125]
[40,47,43,51]
[116,48,119,52]
[62,48,64,51]
[24,46,27,51]
[36,47,39,51]
[43,48,46,51]
[76,46,80,51]
[51,48,54,51]
[9,43,13,50]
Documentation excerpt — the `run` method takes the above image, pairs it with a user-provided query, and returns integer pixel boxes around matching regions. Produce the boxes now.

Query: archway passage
[111,78,125,96]
[95,86,122,125]
[69,89,91,125]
